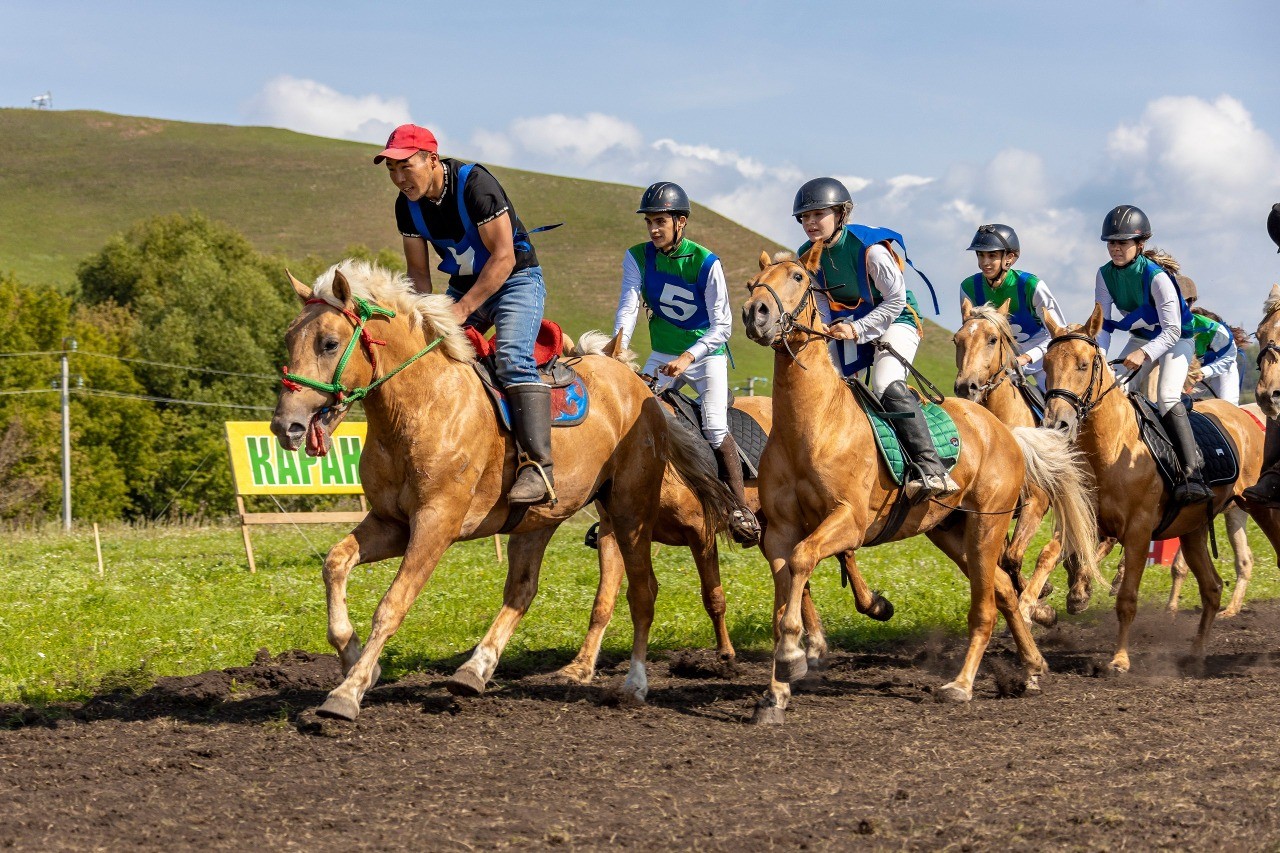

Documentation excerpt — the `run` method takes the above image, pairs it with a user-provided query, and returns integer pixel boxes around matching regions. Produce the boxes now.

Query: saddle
[1017,379,1047,425]
[1130,396,1239,536]
[847,379,960,487]
[661,388,769,479]
[466,320,589,431]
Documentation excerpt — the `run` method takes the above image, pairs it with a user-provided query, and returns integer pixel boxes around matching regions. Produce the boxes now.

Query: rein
[281,295,446,413]
[1043,331,1126,425]
[747,263,839,366]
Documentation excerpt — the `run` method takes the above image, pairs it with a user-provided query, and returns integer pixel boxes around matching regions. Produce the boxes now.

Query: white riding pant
[1201,361,1241,406]
[862,324,921,396]
[1122,337,1193,415]
[646,351,729,448]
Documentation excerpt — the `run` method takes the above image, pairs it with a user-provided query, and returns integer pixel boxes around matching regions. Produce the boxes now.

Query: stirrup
[510,456,557,506]
[1173,477,1212,504]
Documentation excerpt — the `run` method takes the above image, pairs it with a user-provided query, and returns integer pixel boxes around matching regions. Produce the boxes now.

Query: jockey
[794,177,958,500]
[1187,307,1242,405]
[1095,204,1211,503]
[1243,203,1280,508]
[960,224,1065,386]
[614,182,760,543]
[376,124,554,505]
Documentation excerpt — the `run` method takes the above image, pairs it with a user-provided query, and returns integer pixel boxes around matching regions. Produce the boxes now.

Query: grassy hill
[0,108,958,391]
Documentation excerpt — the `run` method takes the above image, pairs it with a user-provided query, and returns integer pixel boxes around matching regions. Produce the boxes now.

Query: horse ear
[604,331,625,359]
[332,269,352,304]
[1084,302,1105,338]
[800,242,823,273]
[996,298,1011,316]
[1043,308,1065,338]
[1269,283,1280,307]
[286,269,313,303]
[960,297,974,321]
[759,250,772,270]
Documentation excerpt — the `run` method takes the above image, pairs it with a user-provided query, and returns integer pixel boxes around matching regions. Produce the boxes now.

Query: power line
[0,388,59,396]
[73,387,276,413]
[0,349,276,380]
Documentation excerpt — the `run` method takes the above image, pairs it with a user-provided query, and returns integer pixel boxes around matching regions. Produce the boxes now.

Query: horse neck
[985,378,1035,428]
[1076,376,1135,467]
[771,336,859,441]
[358,320,474,435]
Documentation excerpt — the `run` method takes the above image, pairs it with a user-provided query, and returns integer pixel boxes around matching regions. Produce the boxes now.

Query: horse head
[1040,304,1110,442]
[1255,283,1280,419]
[952,297,1015,402]
[741,244,825,348]
[271,268,373,456]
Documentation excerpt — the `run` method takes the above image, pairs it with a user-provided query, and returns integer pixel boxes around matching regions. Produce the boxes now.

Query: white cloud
[509,113,643,163]
[243,75,413,144]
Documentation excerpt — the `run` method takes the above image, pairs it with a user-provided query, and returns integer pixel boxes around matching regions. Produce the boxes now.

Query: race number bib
[659,282,698,322]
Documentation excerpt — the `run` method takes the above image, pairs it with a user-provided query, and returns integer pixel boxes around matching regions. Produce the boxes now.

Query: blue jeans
[449,265,546,386]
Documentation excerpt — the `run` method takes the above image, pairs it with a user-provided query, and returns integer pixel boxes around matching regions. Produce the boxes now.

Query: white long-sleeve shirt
[840,243,906,342]
[614,249,732,362]
[1094,267,1183,362]
[1199,324,1238,378]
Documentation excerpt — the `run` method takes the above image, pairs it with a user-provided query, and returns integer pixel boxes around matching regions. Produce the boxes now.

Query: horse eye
[1077,361,1088,371]
[793,272,803,282]
[322,337,341,353]
[988,336,997,346]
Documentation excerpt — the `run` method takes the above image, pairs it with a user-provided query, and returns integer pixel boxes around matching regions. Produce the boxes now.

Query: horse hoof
[315,693,361,722]
[1025,673,1043,694]
[554,663,595,685]
[445,668,488,697]
[1067,597,1090,616]
[1038,581,1054,600]
[867,593,895,622]
[1031,604,1058,628]
[1219,608,1240,619]
[751,704,786,725]
[773,654,808,684]
[934,682,972,703]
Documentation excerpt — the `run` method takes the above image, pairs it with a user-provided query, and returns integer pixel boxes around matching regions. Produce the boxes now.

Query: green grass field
[3,515,1273,705]
[0,108,960,392]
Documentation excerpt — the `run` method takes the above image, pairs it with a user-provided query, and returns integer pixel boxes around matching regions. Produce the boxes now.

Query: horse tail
[662,411,736,541]
[1012,426,1103,587]
[567,329,639,368]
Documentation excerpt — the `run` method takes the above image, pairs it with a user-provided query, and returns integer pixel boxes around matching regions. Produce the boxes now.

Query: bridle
[746,261,841,363]
[1043,331,1126,425]
[280,294,445,414]
[959,318,1023,404]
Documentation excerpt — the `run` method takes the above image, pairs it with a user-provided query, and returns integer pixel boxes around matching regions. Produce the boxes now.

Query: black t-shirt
[394,159,539,291]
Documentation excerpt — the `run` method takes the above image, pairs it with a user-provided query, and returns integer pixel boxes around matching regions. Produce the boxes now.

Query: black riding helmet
[967,223,1020,254]
[793,177,853,219]
[1268,203,1280,253]
[1101,205,1152,242]
[637,182,691,216]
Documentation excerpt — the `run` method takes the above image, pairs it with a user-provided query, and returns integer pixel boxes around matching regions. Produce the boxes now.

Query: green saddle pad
[866,401,961,486]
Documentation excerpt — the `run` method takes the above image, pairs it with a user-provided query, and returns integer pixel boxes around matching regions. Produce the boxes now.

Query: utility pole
[60,337,76,531]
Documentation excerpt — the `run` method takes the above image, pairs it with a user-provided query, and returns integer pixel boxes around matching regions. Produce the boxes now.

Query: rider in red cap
[376,124,555,505]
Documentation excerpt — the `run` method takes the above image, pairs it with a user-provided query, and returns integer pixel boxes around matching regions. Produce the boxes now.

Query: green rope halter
[281,294,445,411]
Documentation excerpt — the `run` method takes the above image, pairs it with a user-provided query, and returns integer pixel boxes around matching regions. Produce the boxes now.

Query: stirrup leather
[515,455,558,506]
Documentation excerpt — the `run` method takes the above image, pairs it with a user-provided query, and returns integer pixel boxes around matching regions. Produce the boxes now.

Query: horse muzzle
[1257,384,1280,421]
[954,377,983,403]
[742,300,779,345]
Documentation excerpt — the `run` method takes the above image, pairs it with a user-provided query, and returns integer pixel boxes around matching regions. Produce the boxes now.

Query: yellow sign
[224,421,366,495]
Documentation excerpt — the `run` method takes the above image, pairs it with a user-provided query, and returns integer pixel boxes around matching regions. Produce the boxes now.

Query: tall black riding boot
[507,383,556,505]
[879,380,960,500]
[1161,402,1212,504]
[1243,418,1280,508]
[714,433,761,546]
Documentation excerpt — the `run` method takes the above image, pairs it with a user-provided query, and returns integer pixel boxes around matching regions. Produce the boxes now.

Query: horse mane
[1265,292,1280,317]
[311,259,475,364]
[1142,246,1180,274]
[571,330,639,368]
[772,250,797,263]
[966,302,1016,341]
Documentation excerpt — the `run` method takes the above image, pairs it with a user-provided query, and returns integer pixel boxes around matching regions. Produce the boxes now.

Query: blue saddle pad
[490,379,589,431]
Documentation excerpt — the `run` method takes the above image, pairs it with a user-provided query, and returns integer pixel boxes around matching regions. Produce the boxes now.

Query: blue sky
[5,1,1279,330]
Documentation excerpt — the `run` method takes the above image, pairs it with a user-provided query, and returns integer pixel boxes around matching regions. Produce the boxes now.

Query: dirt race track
[6,601,1280,850]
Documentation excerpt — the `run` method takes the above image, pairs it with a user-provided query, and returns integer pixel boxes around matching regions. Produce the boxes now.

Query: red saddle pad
[464,320,564,368]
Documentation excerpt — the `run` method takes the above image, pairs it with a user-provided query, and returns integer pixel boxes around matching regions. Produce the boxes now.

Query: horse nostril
[286,422,306,439]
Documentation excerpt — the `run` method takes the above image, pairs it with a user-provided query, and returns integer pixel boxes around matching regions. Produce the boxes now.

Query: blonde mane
[1265,293,1280,317]
[311,259,474,363]
[965,302,1016,341]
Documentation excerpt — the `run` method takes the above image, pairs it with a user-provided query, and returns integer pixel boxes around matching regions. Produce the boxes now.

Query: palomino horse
[741,247,1098,722]
[1040,306,1280,673]
[270,260,736,720]
[953,299,1066,627]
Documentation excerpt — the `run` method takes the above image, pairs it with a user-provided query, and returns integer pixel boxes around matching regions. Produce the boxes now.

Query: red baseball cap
[373,124,438,164]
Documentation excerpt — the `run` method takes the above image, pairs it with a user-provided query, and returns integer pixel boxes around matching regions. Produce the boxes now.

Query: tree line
[0,213,402,524]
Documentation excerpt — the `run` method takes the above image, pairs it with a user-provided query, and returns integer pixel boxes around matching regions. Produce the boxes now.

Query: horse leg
[613,516,658,703]
[317,517,459,721]
[1220,504,1254,618]
[322,515,409,679]
[841,551,895,622]
[754,519,803,724]
[1178,526,1222,657]
[800,582,828,671]
[1110,532,1151,674]
[1002,489,1048,597]
[446,526,556,697]
[1077,537,1117,612]
[692,534,734,660]
[1167,552,1190,614]
[1019,531,1062,629]
[557,518,622,684]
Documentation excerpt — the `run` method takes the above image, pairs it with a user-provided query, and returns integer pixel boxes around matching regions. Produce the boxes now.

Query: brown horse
[741,247,1098,722]
[1040,306,1280,673]
[953,299,1065,627]
[270,260,736,719]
